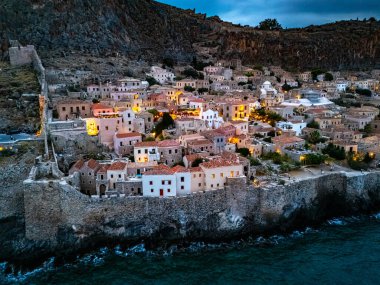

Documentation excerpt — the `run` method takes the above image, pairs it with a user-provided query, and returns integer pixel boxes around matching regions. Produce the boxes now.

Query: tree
[184,85,195,92]
[311,69,326,81]
[303,153,326,165]
[356,88,372,97]
[236,148,250,157]
[162,57,175,68]
[197,88,208,94]
[307,120,320,129]
[154,112,174,137]
[324,72,333,81]
[257,18,282,30]
[182,68,203,79]
[192,158,204,167]
[146,76,160,86]
[363,124,372,134]
[322,143,346,160]
[282,83,292,92]
[308,130,322,144]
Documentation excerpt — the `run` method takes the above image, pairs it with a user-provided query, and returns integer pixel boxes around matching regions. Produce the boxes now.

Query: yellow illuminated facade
[86,119,99,136]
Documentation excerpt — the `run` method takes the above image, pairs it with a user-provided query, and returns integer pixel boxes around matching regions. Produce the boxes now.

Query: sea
[2,214,380,285]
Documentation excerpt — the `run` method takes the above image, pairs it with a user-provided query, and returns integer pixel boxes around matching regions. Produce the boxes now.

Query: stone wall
[15,171,380,264]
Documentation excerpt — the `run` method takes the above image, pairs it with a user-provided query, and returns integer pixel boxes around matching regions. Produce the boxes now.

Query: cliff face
[2,171,380,265]
[1,0,380,70]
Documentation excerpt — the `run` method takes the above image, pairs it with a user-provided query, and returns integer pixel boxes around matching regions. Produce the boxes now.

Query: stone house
[200,158,244,190]
[114,132,142,156]
[134,141,160,163]
[56,99,92,121]
[157,140,183,166]
[201,130,227,153]
[107,161,128,190]
[187,138,215,155]
[69,159,100,195]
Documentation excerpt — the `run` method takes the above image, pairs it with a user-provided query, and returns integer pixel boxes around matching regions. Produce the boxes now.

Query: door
[160,189,164,197]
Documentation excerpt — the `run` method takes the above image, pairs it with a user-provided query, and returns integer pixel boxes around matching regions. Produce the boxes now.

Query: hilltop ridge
[0,0,379,70]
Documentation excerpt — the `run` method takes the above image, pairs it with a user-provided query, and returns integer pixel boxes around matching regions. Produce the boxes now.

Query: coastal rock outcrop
[2,169,380,266]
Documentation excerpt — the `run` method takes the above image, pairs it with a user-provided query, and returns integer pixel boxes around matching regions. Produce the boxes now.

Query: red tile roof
[144,165,172,175]
[170,165,189,173]
[86,159,100,170]
[92,103,113,110]
[135,141,158,148]
[72,159,84,170]
[157,140,180,148]
[115,132,141,139]
[108,161,127,171]
[98,164,110,173]
[189,167,203,172]
[200,158,241,169]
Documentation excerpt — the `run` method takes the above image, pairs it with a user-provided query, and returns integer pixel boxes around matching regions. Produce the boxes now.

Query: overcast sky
[157,0,380,28]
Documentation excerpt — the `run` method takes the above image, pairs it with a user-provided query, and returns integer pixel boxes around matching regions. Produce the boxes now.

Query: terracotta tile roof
[157,140,180,148]
[71,159,84,170]
[57,99,90,105]
[92,103,113,110]
[189,167,203,172]
[86,159,100,170]
[187,139,213,146]
[200,158,241,169]
[115,132,141,139]
[135,141,158,148]
[98,164,110,173]
[272,136,305,144]
[144,165,172,175]
[229,120,247,125]
[108,161,127,171]
[170,165,189,173]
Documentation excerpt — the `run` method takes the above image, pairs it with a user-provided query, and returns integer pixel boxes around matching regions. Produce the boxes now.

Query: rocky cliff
[2,169,380,266]
[1,0,379,70]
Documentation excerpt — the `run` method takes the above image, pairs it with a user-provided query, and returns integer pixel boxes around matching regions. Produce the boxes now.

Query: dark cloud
[157,0,380,27]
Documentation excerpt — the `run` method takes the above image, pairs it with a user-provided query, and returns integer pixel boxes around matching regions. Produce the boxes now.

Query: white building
[142,168,177,197]
[134,141,160,163]
[146,66,175,84]
[199,108,224,129]
[276,120,307,136]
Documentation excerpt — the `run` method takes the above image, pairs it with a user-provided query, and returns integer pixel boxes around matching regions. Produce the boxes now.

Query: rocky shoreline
[1,169,380,269]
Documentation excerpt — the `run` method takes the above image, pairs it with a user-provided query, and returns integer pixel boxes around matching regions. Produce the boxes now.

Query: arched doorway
[99,184,106,196]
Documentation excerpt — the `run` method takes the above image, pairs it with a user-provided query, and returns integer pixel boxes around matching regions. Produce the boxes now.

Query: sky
[157,0,380,28]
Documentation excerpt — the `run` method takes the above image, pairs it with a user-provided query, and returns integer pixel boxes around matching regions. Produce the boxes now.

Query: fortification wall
[17,171,380,263]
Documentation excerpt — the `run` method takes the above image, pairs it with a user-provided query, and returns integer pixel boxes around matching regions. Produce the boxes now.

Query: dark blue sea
[3,215,380,285]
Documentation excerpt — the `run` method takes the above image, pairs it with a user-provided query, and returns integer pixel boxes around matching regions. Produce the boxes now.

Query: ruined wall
[17,171,380,263]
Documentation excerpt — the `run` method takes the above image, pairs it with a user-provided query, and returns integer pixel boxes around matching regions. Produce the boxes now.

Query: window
[181,177,184,182]
[138,150,141,154]
[118,174,121,178]
[89,173,91,176]
[62,107,66,111]
[181,186,184,190]
[220,173,224,177]
[168,180,171,185]
[169,150,172,154]
[162,180,165,185]
[105,126,109,131]
[199,174,201,177]
[151,189,154,193]
[82,106,85,111]
[212,174,216,179]
[198,183,201,187]
[168,189,171,193]
[120,142,123,146]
